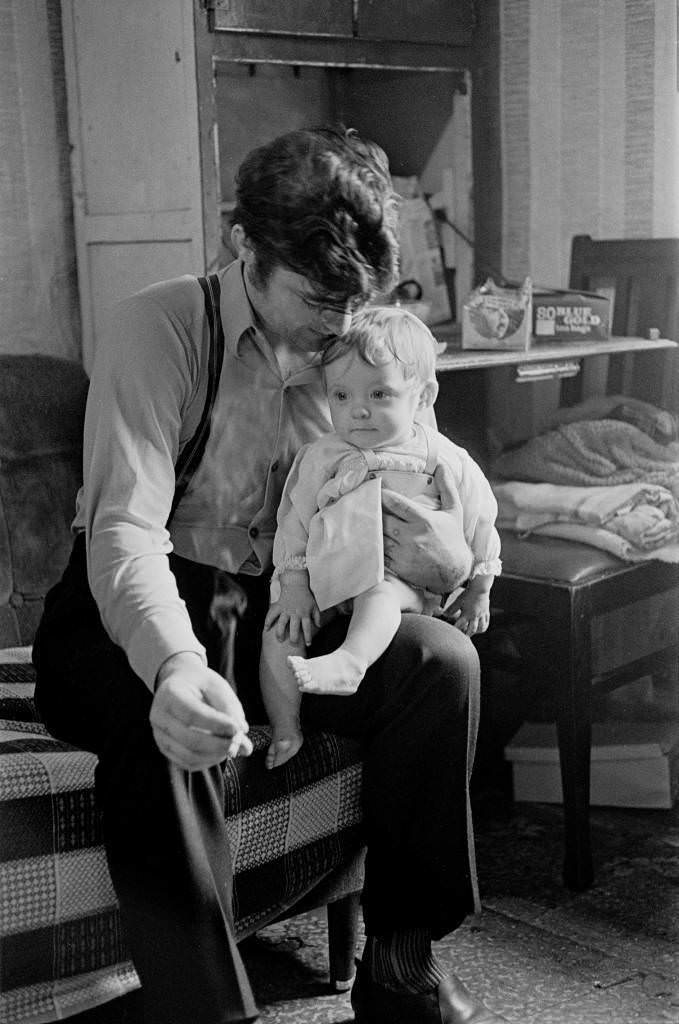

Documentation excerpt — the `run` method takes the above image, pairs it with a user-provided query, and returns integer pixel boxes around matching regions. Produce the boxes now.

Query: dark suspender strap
[168,273,225,523]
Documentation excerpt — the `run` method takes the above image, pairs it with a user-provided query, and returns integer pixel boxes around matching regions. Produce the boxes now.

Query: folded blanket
[493,480,679,557]
[517,521,679,564]
[492,419,679,497]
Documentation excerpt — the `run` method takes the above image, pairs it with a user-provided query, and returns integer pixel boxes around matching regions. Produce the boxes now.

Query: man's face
[324,349,423,449]
[249,264,358,353]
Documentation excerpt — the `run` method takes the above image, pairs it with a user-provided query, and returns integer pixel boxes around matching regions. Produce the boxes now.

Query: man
[33,127,504,1024]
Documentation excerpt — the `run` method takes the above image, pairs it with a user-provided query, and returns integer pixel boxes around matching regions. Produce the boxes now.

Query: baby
[259,305,502,768]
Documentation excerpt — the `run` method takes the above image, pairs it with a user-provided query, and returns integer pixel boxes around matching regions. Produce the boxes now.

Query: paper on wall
[393,177,451,325]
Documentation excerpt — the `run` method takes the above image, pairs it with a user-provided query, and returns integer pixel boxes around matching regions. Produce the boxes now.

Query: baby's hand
[264,572,320,645]
[446,587,490,637]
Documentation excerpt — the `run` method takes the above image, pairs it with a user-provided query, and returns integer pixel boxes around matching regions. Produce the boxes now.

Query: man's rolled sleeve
[83,284,207,690]
[127,609,208,691]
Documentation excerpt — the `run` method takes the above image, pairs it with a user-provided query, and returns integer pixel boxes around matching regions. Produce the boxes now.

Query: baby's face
[484,306,510,338]
[324,350,424,449]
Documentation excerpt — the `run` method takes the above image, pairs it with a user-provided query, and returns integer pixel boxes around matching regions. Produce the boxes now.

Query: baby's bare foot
[287,650,366,695]
[266,731,303,769]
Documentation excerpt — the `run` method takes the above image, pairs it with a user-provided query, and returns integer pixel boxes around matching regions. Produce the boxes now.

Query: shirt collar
[219,259,256,356]
[217,259,325,387]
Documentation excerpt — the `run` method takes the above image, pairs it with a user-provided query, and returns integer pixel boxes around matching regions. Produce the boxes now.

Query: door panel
[88,242,199,360]
[62,0,206,370]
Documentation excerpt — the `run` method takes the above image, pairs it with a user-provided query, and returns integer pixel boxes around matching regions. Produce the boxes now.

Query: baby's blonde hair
[322,305,438,385]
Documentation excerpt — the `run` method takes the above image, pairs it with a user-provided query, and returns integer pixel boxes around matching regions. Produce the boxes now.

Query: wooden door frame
[471,0,502,288]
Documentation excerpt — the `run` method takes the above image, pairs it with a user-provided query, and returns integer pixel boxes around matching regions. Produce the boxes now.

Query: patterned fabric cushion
[0,661,364,1024]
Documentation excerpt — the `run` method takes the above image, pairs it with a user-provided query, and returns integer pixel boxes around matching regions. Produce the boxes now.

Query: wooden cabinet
[206,0,474,309]
[206,0,353,37]
[206,0,473,46]
[358,0,473,44]
[63,0,475,371]
[207,0,473,70]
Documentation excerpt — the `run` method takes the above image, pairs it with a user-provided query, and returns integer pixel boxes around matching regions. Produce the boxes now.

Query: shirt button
[271,461,279,473]
[249,526,259,539]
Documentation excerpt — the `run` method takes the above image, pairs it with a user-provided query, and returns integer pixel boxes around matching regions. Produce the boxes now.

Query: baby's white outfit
[271,422,502,612]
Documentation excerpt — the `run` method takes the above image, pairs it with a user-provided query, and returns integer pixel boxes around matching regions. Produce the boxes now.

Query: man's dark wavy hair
[232,126,399,307]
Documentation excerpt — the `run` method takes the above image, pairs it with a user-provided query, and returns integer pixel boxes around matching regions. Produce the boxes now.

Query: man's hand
[381,461,473,594]
[151,652,253,770]
[264,570,320,645]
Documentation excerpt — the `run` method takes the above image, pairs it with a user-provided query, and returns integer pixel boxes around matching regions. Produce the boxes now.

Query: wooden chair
[489,235,679,890]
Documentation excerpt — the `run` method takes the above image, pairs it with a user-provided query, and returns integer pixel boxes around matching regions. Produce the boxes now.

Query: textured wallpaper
[0,0,80,359]
[500,0,679,286]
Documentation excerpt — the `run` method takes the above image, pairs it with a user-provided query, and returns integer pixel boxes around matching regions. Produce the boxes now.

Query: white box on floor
[504,721,679,809]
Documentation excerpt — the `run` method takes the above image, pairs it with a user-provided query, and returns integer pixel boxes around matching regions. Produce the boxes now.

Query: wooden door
[62,0,213,371]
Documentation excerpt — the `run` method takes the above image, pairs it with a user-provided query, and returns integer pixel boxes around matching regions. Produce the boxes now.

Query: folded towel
[516,521,679,564]
[493,480,679,555]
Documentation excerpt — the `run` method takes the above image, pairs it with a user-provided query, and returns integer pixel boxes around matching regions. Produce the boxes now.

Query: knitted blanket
[492,419,679,498]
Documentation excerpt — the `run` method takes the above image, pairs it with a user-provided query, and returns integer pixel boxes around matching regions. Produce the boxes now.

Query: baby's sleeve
[455,451,503,579]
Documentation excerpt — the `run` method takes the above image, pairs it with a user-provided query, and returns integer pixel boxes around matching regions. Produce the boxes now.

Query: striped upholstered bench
[0,652,365,1023]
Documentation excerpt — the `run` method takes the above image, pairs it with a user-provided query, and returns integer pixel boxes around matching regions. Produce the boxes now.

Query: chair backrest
[0,355,88,646]
[566,235,679,412]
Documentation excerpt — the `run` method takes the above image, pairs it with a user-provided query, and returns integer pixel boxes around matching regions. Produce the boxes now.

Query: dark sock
[367,928,446,994]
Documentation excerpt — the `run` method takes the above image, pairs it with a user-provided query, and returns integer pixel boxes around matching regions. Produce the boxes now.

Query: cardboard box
[394,185,452,326]
[533,289,611,341]
[505,721,679,809]
[462,277,532,351]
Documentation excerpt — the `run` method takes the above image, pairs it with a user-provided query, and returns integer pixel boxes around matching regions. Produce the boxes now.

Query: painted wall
[0,0,80,360]
[500,0,679,286]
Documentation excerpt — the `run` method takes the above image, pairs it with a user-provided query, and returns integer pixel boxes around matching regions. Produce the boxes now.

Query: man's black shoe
[351,957,508,1023]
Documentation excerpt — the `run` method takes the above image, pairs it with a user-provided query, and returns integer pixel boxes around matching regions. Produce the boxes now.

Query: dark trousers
[33,536,480,1024]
